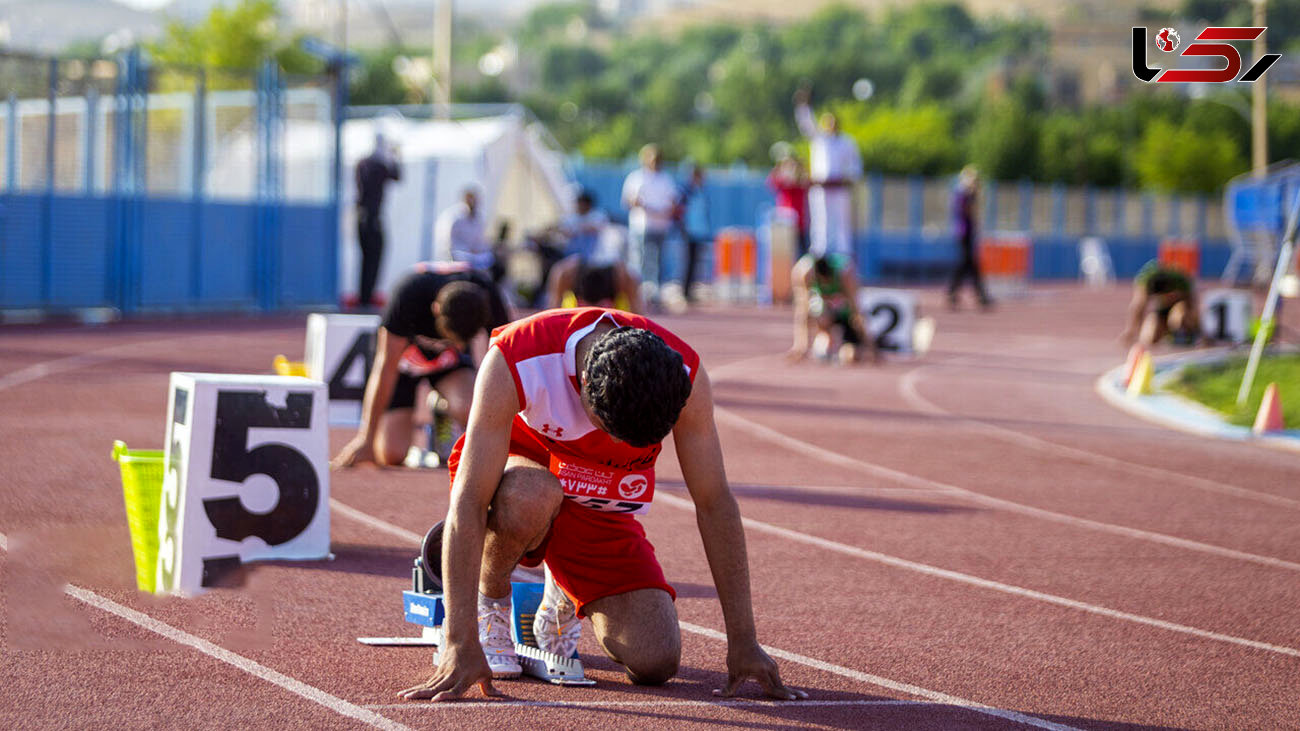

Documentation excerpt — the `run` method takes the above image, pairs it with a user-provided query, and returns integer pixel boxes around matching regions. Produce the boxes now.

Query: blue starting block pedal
[359,558,594,686]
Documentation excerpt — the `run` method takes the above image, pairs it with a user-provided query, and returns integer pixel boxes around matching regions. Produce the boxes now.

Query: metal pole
[433,0,452,116]
[337,0,348,52]
[5,93,16,190]
[192,68,206,301]
[1252,0,1268,179]
[84,87,98,194]
[1237,185,1300,405]
[42,57,57,305]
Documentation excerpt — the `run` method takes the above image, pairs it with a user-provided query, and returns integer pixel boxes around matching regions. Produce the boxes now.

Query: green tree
[966,97,1039,180]
[834,101,960,175]
[147,0,320,86]
[1135,119,1247,193]
[348,47,421,107]
[1038,114,1123,186]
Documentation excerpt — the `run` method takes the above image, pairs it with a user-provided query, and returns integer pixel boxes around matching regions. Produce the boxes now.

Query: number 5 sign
[158,373,330,596]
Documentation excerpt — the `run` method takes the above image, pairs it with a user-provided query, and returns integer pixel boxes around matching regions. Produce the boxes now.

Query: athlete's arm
[331,327,409,468]
[400,347,519,701]
[673,368,805,701]
[1120,285,1149,345]
[788,260,815,360]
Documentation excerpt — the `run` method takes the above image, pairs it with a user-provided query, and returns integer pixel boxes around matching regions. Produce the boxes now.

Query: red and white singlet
[491,307,700,514]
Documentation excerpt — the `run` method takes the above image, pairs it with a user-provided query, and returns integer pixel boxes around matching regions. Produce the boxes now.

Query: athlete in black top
[332,262,511,467]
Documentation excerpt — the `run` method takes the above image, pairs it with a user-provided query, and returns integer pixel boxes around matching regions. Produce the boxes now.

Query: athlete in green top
[788,254,875,363]
[1121,260,1200,346]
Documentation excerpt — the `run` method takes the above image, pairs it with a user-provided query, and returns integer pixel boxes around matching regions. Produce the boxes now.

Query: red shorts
[447,433,675,617]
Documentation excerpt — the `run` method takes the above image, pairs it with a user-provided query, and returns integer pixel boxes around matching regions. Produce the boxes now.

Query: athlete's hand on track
[330,436,375,469]
[785,346,809,363]
[714,641,808,701]
[398,642,501,702]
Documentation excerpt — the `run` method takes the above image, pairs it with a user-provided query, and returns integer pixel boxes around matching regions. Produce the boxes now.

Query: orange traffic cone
[1127,353,1154,397]
[1253,383,1285,434]
[1123,344,1146,387]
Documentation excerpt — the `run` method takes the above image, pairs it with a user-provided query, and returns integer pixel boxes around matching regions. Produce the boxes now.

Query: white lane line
[331,499,426,544]
[0,531,411,731]
[899,366,1300,510]
[681,622,1079,731]
[0,347,149,391]
[659,481,952,501]
[711,406,1300,573]
[654,494,1300,660]
[329,502,1074,729]
[367,699,937,710]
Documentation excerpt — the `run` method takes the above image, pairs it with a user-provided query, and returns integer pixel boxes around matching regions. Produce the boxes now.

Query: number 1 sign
[158,373,330,596]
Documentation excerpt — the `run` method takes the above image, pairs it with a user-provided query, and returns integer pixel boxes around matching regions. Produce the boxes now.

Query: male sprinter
[332,261,511,468]
[788,254,874,363]
[398,308,804,701]
[547,259,644,312]
[1121,259,1201,347]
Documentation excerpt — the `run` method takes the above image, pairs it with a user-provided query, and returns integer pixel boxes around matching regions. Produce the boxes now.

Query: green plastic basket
[111,441,164,593]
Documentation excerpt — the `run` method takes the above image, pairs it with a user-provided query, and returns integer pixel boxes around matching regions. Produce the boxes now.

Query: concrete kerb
[1095,347,1300,454]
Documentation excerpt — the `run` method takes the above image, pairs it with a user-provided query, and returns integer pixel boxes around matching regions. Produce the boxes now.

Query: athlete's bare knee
[623,647,680,686]
[489,460,562,539]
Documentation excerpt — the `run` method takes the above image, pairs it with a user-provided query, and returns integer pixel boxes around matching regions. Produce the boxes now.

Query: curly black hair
[434,281,489,343]
[582,327,693,447]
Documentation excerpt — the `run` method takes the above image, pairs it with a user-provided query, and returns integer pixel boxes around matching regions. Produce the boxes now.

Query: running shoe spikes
[478,599,522,678]
[532,565,581,659]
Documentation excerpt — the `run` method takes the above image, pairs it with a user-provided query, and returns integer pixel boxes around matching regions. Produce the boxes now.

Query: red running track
[1,285,1298,730]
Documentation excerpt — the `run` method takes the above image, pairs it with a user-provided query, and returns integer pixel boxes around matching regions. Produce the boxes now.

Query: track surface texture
[2,285,1298,730]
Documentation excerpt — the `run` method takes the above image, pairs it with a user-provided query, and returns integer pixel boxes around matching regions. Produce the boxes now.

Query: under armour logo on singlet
[540,424,564,437]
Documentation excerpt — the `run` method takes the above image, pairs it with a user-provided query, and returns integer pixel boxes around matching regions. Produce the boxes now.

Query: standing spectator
[561,189,610,262]
[947,166,992,310]
[355,132,402,309]
[436,186,492,272]
[768,152,810,257]
[794,87,861,259]
[673,165,710,302]
[621,144,680,304]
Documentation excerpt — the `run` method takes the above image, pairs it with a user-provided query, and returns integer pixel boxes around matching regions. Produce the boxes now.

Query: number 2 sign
[857,289,918,354]
[158,373,330,596]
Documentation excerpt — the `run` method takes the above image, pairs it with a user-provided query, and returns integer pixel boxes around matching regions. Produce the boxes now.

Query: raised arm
[400,347,520,701]
[672,367,804,700]
[794,102,817,139]
[331,326,410,468]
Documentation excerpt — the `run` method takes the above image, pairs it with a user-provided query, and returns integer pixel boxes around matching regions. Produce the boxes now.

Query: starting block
[359,558,595,686]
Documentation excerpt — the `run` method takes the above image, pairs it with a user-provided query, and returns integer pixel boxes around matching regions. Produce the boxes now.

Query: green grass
[1168,354,1300,428]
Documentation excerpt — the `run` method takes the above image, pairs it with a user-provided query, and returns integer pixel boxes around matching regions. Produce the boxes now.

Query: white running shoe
[478,599,521,678]
[532,565,581,658]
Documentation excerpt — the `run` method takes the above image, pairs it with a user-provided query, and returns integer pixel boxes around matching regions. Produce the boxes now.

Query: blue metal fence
[572,159,1233,284]
[0,48,345,316]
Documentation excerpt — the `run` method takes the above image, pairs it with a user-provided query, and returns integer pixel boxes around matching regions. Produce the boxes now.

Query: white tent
[338,110,572,301]
[218,107,573,301]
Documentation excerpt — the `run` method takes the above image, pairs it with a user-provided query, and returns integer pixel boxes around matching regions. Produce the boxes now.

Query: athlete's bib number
[548,455,654,514]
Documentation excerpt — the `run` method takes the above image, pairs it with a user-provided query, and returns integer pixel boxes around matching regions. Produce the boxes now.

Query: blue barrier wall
[0,193,339,312]
[0,49,344,317]
[572,160,1233,283]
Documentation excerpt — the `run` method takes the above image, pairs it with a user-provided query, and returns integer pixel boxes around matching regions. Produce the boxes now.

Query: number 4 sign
[158,373,330,596]
[305,313,380,426]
